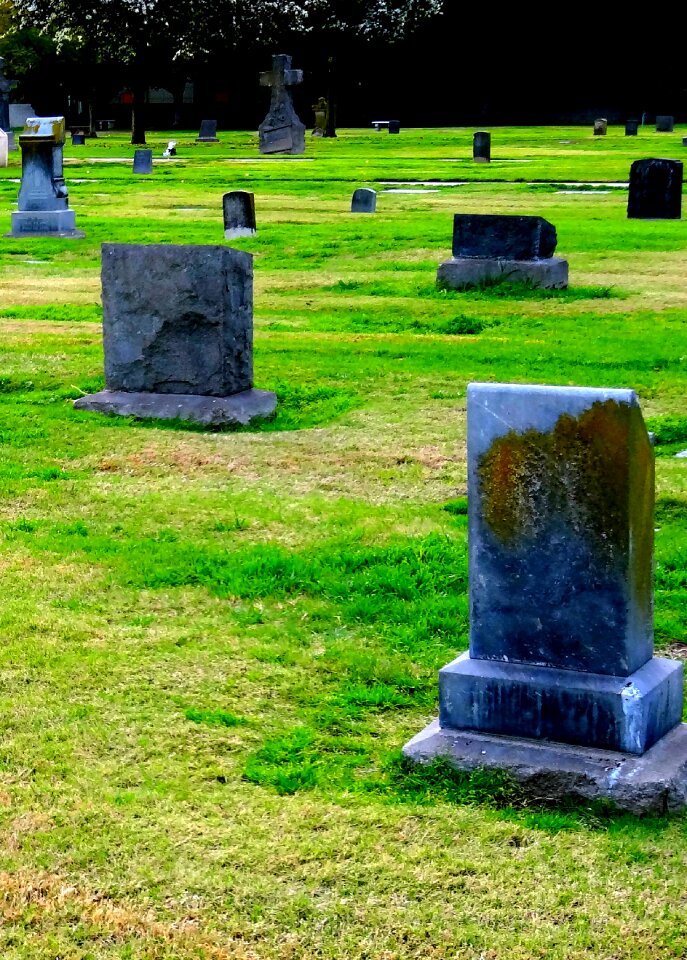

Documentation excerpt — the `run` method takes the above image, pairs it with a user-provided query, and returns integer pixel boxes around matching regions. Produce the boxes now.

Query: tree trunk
[86,96,97,138]
[325,56,337,138]
[131,78,147,145]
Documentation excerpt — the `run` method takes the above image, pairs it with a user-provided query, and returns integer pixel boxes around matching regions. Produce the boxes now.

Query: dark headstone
[625,119,639,136]
[388,120,401,134]
[196,119,219,142]
[259,54,305,155]
[8,116,83,237]
[71,133,86,146]
[627,158,683,219]
[473,130,491,162]
[351,188,376,213]
[132,149,153,174]
[73,244,276,426]
[683,137,687,148]
[656,115,674,132]
[0,56,11,134]
[452,214,557,260]
[593,118,608,135]
[404,382,687,812]
[223,191,256,238]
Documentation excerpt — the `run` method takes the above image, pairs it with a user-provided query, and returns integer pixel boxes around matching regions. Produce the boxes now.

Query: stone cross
[258,54,305,155]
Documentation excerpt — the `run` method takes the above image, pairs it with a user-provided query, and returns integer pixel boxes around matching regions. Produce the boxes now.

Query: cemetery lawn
[1,126,687,958]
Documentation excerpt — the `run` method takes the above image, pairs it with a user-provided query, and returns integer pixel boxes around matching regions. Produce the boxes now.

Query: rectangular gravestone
[473,130,491,162]
[73,244,276,427]
[132,149,153,174]
[71,133,85,146]
[351,188,376,213]
[404,383,687,813]
[625,119,639,136]
[656,116,674,132]
[388,120,400,134]
[627,158,682,219]
[594,118,607,135]
[223,191,256,238]
[196,119,218,142]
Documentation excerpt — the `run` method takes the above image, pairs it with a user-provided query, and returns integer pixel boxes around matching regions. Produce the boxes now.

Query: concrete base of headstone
[224,227,257,240]
[438,651,684,755]
[437,256,568,290]
[73,388,277,427]
[403,718,687,815]
[196,137,219,143]
[8,209,85,238]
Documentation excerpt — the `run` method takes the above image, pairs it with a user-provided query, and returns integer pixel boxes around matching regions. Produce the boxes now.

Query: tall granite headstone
[625,119,639,136]
[627,158,682,219]
[351,188,376,213]
[473,131,491,162]
[196,119,219,142]
[223,191,256,238]
[74,245,276,427]
[437,214,568,290]
[8,116,83,237]
[593,118,608,135]
[656,116,674,132]
[404,382,687,813]
[132,149,153,174]
[258,54,305,155]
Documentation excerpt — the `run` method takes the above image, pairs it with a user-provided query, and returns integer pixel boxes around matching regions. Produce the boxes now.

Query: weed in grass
[185,708,246,728]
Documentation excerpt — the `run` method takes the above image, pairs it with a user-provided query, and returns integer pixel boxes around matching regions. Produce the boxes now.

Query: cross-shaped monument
[258,54,305,155]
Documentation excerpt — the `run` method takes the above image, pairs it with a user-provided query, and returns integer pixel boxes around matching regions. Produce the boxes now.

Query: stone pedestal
[627,158,682,219]
[437,256,568,290]
[404,382,686,813]
[74,243,275,428]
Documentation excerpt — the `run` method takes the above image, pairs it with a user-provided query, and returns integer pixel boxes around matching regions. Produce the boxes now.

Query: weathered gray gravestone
[437,214,568,290]
[73,244,276,427]
[593,118,608,135]
[258,54,305,155]
[132,149,153,174]
[625,119,639,136]
[8,116,84,238]
[473,130,491,162]
[627,158,682,219]
[351,188,376,213]
[656,116,674,132]
[196,119,219,142]
[223,191,256,238]
[404,382,687,813]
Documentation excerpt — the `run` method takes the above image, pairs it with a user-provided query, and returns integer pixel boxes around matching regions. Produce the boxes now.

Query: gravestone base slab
[437,256,568,290]
[439,652,684,755]
[8,209,84,238]
[196,137,219,143]
[74,388,277,427]
[403,719,687,815]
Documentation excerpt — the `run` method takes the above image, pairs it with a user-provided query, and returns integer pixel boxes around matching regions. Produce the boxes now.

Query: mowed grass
[0,127,685,958]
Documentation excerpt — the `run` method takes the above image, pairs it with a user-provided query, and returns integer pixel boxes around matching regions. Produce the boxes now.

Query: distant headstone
[683,137,687,148]
[0,56,11,134]
[656,115,674,132]
[388,120,401,134]
[625,119,639,136]
[259,54,305,155]
[223,191,256,238]
[8,116,83,238]
[627,158,682,219]
[437,214,568,289]
[351,188,376,213]
[71,133,86,146]
[312,97,327,136]
[404,382,687,814]
[132,149,153,174]
[73,244,277,427]
[473,130,491,162]
[196,119,218,142]
[593,118,608,135]
[0,128,7,167]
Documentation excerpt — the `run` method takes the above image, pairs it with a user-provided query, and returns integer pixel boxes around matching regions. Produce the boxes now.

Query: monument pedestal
[9,208,84,238]
[437,256,568,290]
[73,388,277,428]
[403,720,687,815]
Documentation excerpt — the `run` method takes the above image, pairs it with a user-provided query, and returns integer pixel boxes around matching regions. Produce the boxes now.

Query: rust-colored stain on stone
[478,400,644,570]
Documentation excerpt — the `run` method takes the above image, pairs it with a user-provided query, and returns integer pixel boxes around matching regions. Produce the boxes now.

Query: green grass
[0,126,685,958]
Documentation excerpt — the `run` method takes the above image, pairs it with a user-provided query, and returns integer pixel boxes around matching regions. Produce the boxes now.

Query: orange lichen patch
[478,400,650,574]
